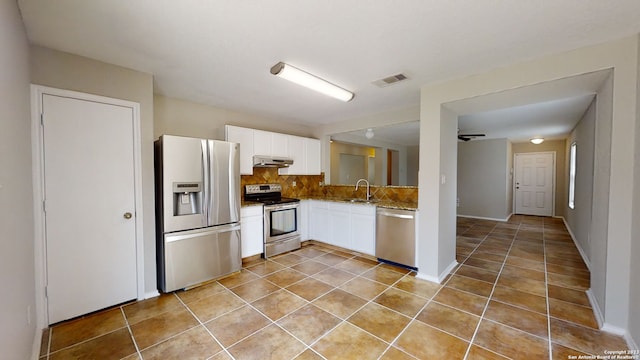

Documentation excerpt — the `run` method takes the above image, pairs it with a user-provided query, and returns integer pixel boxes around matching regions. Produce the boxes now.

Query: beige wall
[30,46,158,297]
[511,139,566,216]
[629,36,640,348]
[329,141,376,185]
[564,100,596,264]
[406,145,419,186]
[154,95,315,140]
[0,1,36,358]
[457,139,509,220]
[419,35,638,338]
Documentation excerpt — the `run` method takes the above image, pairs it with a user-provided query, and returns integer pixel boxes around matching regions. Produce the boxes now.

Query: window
[568,142,577,209]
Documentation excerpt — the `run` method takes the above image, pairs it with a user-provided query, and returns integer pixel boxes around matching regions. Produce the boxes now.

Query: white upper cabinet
[254,129,288,157]
[225,125,321,176]
[279,136,321,175]
[281,135,305,175]
[225,125,254,175]
[305,138,321,175]
[271,133,289,157]
[253,129,271,156]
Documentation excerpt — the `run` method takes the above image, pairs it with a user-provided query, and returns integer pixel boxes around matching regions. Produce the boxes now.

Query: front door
[514,152,555,216]
[42,93,138,324]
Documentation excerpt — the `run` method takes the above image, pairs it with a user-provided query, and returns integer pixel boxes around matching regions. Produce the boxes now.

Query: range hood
[253,155,293,168]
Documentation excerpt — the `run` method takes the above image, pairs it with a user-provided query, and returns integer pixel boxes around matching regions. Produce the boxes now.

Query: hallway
[455,215,628,358]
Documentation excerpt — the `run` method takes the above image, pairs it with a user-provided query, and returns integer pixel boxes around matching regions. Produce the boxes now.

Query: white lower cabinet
[350,204,376,256]
[328,203,351,249]
[308,200,376,256]
[309,200,329,243]
[240,205,263,258]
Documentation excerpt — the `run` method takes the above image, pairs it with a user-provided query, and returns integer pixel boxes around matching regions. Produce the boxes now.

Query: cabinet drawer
[350,203,376,215]
[241,205,263,217]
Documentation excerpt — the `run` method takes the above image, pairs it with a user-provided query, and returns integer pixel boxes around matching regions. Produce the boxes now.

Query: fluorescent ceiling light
[271,62,354,102]
[530,137,544,144]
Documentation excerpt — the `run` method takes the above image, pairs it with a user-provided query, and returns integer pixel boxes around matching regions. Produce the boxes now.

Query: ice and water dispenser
[172,182,203,216]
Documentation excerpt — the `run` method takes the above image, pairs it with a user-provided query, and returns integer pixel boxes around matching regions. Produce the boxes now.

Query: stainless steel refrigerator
[155,135,241,293]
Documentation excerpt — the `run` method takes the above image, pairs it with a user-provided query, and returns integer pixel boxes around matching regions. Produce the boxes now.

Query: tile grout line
[543,218,554,360]
[220,250,355,359]
[377,222,494,360]
[303,262,411,359]
[45,328,51,360]
[44,325,132,357]
[454,221,502,359]
[375,270,433,360]
[462,219,518,360]
[174,290,237,360]
[120,306,142,359]
[222,259,316,359]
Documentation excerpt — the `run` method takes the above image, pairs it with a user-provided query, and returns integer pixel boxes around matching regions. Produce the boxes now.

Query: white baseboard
[601,323,627,336]
[585,289,604,329]
[439,260,459,283]
[31,328,43,360]
[416,260,458,284]
[624,332,639,351]
[559,216,591,271]
[456,214,510,222]
[415,272,439,283]
[145,290,160,299]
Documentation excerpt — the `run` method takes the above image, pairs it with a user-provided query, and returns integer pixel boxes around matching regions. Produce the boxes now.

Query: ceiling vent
[372,73,409,87]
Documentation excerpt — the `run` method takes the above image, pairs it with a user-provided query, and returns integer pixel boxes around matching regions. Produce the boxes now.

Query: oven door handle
[265,203,300,211]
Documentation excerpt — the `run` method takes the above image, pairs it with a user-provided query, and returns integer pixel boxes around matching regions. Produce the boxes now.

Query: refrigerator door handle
[207,140,216,226]
[165,223,241,243]
[201,139,210,222]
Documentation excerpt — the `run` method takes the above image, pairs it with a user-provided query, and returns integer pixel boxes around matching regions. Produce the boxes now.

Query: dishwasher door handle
[377,212,414,219]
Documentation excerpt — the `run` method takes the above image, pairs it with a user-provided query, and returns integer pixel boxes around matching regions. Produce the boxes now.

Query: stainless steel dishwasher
[375,208,416,269]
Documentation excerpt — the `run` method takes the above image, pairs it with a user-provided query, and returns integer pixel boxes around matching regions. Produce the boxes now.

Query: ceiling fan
[457,129,486,142]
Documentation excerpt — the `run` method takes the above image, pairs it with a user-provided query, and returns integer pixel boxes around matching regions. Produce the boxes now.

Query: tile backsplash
[241,167,324,198]
[241,167,418,206]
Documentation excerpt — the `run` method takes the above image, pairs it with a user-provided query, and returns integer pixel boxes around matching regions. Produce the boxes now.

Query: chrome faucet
[355,178,371,200]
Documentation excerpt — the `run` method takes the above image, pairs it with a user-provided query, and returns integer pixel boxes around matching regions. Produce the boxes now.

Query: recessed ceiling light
[365,128,374,139]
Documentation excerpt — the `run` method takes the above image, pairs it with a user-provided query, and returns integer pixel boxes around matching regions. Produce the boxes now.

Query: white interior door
[514,152,555,216]
[42,94,137,324]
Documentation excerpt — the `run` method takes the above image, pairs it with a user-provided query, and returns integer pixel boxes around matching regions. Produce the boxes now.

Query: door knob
[123,212,133,219]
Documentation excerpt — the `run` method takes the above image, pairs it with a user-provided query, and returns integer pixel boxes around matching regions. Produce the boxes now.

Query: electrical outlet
[456,198,460,207]
[292,181,296,187]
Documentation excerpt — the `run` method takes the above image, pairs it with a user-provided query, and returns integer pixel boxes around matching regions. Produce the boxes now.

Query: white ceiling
[18,0,640,131]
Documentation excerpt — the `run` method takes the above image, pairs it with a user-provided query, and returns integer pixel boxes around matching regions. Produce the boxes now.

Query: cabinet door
[305,138,321,175]
[240,207,264,258]
[328,203,351,249]
[309,201,329,242]
[351,206,376,256]
[253,130,271,156]
[279,135,305,175]
[271,132,289,157]
[225,125,254,175]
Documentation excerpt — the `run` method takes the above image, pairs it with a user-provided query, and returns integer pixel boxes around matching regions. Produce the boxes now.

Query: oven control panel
[245,184,281,194]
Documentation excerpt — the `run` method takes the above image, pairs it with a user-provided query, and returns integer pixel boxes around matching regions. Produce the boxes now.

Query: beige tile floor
[39,215,630,359]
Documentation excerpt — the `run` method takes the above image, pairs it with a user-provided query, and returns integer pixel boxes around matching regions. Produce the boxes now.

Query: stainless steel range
[244,184,301,258]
